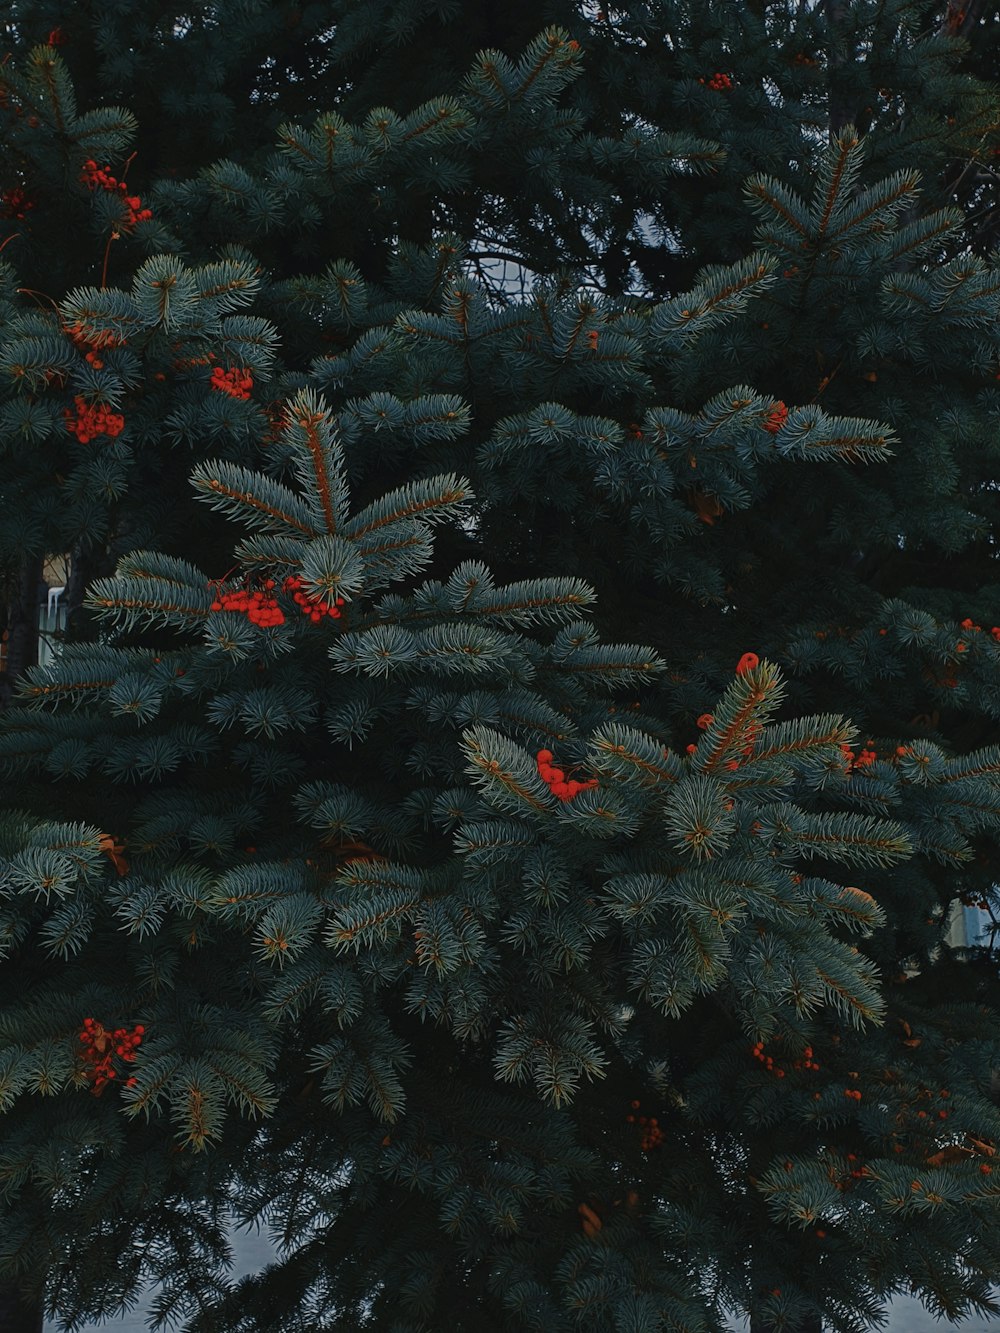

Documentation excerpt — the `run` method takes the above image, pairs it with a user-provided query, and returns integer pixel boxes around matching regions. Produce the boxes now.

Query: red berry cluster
[762,401,788,433]
[896,1082,960,1135]
[64,395,125,443]
[535,750,599,801]
[840,743,879,773]
[960,889,990,909]
[210,366,253,400]
[80,160,152,227]
[844,1152,866,1179]
[282,574,344,622]
[64,320,123,353]
[586,329,599,350]
[824,1152,868,1193]
[961,617,1000,642]
[210,584,285,627]
[700,72,733,91]
[752,1040,821,1080]
[793,1044,821,1073]
[210,576,345,628]
[924,666,959,690]
[1,186,34,220]
[751,1040,785,1078]
[625,1099,663,1151]
[78,1017,144,1094]
[736,652,759,675]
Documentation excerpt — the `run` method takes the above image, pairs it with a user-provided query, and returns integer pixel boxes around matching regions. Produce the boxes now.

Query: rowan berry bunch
[762,401,788,433]
[926,665,960,690]
[700,71,733,91]
[78,1017,144,1094]
[209,576,346,628]
[751,1040,784,1076]
[63,396,125,443]
[79,159,152,228]
[210,365,254,400]
[792,1044,821,1073]
[752,1039,822,1080]
[839,1153,867,1186]
[959,889,990,909]
[841,743,878,773]
[750,1041,780,1079]
[282,574,345,621]
[172,351,212,372]
[625,1099,664,1151]
[959,617,1000,643]
[209,583,285,628]
[1,186,33,220]
[535,749,599,801]
[808,1152,868,1194]
[64,320,124,353]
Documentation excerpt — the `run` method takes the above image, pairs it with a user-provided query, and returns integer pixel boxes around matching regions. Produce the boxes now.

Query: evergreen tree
[3,4,1000,1332]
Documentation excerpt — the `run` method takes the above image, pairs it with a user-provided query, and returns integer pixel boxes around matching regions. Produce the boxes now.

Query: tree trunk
[62,538,96,641]
[0,562,48,1326]
[0,552,44,710]
[0,1284,44,1333]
